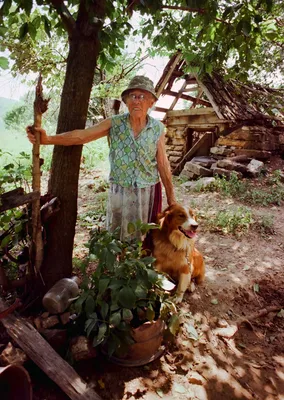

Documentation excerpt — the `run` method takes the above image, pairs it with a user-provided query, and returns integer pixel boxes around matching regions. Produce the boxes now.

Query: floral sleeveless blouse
[108,113,164,188]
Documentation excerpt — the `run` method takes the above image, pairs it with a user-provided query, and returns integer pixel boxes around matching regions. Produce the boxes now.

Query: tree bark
[41,3,106,289]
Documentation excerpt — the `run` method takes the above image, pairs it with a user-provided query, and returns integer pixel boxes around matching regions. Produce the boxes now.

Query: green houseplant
[74,221,179,361]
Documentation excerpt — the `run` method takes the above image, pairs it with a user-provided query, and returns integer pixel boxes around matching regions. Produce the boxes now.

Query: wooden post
[0,298,102,400]
[31,75,49,275]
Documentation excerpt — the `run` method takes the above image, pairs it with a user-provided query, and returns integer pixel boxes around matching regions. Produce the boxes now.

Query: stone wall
[165,127,187,169]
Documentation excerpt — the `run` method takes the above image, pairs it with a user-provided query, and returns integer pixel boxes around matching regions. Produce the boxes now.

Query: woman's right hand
[26,126,49,144]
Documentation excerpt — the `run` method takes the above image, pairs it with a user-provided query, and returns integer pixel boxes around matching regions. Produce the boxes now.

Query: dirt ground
[2,158,284,400]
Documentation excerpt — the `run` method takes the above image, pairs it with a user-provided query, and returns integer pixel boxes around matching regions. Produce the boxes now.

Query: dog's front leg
[175,272,191,303]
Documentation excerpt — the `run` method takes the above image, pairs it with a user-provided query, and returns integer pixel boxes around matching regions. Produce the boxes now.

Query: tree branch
[48,0,76,36]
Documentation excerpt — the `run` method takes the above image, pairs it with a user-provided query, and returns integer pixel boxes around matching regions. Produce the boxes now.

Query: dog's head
[158,204,198,239]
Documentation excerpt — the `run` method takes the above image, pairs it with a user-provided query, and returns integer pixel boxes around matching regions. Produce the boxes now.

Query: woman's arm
[26,118,112,146]
[156,133,177,206]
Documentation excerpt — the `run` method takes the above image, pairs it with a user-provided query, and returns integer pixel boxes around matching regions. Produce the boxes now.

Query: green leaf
[134,286,147,299]
[109,311,121,327]
[118,287,136,308]
[98,278,110,295]
[23,0,33,15]
[42,15,51,38]
[0,57,9,70]
[108,242,122,253]
[85,315,98,337]
[242,20,251,37]
[168,314,180,335]
[28,22,37,40]
[146,306,155,321]
[211,298,218,305]
[127,222,136,234]
[19,23,29,40]
[74,292,88,314]
[122,308,133,322]
[1,234,11,249]
[253,283,260,293]
[93,322,107,347]
[1,0,12,15]
[100,302,109,320]
[147,269,158,284]
[85,295,95,316]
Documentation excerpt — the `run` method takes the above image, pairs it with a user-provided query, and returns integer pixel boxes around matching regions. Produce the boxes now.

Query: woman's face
[125,89,155,118]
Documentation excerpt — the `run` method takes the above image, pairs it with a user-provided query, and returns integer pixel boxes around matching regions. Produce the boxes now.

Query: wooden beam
[167,108,216,117]
[162,89,211,107]
[156,53,183,98]
[0,191,40,213]
[183,86,199,92]
[172,133,213,175]
[153,106,169,113]
[0,298,102,400]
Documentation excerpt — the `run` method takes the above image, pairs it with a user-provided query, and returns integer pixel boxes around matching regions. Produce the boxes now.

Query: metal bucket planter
[106,318,165,367]
[0,365,32,400]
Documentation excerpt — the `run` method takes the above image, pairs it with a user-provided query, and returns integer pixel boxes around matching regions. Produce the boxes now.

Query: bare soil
[2,159,284,400]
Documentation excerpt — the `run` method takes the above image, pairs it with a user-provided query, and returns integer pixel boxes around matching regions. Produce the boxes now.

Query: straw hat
[121,76,158,101]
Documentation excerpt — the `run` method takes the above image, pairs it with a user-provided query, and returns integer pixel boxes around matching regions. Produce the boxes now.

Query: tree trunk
[41,22,103,288]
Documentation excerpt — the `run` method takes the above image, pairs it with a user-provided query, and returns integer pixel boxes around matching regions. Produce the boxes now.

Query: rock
[210,146,233,156]
[70,336,97,362]
[187,371,206,385]
[217,319,228,328]
[41,315,60,329]
[216,159,249,175]
[0,342,28,366]
[211,167,243,179]
[34,317,42,331]
[247,159,264,177]
[180,169,199,180]
[234,149,271,160]
[183,162,213,177]
[60,312,71,325]
[190,156,217,168]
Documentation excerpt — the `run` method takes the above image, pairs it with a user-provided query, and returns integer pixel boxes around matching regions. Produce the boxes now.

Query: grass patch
[204,172,284,206]
[204,206,254,235]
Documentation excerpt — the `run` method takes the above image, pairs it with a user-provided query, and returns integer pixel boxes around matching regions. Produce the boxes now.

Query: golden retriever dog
[152,204,205,303]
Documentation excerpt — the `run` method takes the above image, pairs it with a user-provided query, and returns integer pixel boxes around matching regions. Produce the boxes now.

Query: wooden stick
[0,298,102,400]
[31,75,49,275]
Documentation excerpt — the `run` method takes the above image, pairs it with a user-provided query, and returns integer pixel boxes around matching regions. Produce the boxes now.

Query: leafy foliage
[0,150,32,279]
[74,223,179,357]
[1,1,283,83]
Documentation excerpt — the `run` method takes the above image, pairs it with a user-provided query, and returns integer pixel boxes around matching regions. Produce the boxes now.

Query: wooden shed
[154,53,284,175]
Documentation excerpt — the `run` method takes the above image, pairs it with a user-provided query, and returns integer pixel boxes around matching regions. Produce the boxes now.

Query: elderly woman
[27,76,176,240]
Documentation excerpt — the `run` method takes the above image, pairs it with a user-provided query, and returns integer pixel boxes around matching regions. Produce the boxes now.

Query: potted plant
[73,222,179,365]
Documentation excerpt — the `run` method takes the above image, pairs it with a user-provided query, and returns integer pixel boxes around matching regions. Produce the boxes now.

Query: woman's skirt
[106,182,162,241]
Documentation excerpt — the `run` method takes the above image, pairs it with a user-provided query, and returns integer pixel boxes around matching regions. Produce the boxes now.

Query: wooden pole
[31,75,49,275]
[0,298,102,400]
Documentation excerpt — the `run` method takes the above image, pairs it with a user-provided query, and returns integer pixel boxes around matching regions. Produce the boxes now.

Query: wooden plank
[156,53,183,98]
[183,86,199,92]
[163,90,211,107]
[0,298,102,400]
[167,108,215,117]
[153,106,169,113]
[172,133,212,175]
[0,191,40,213]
